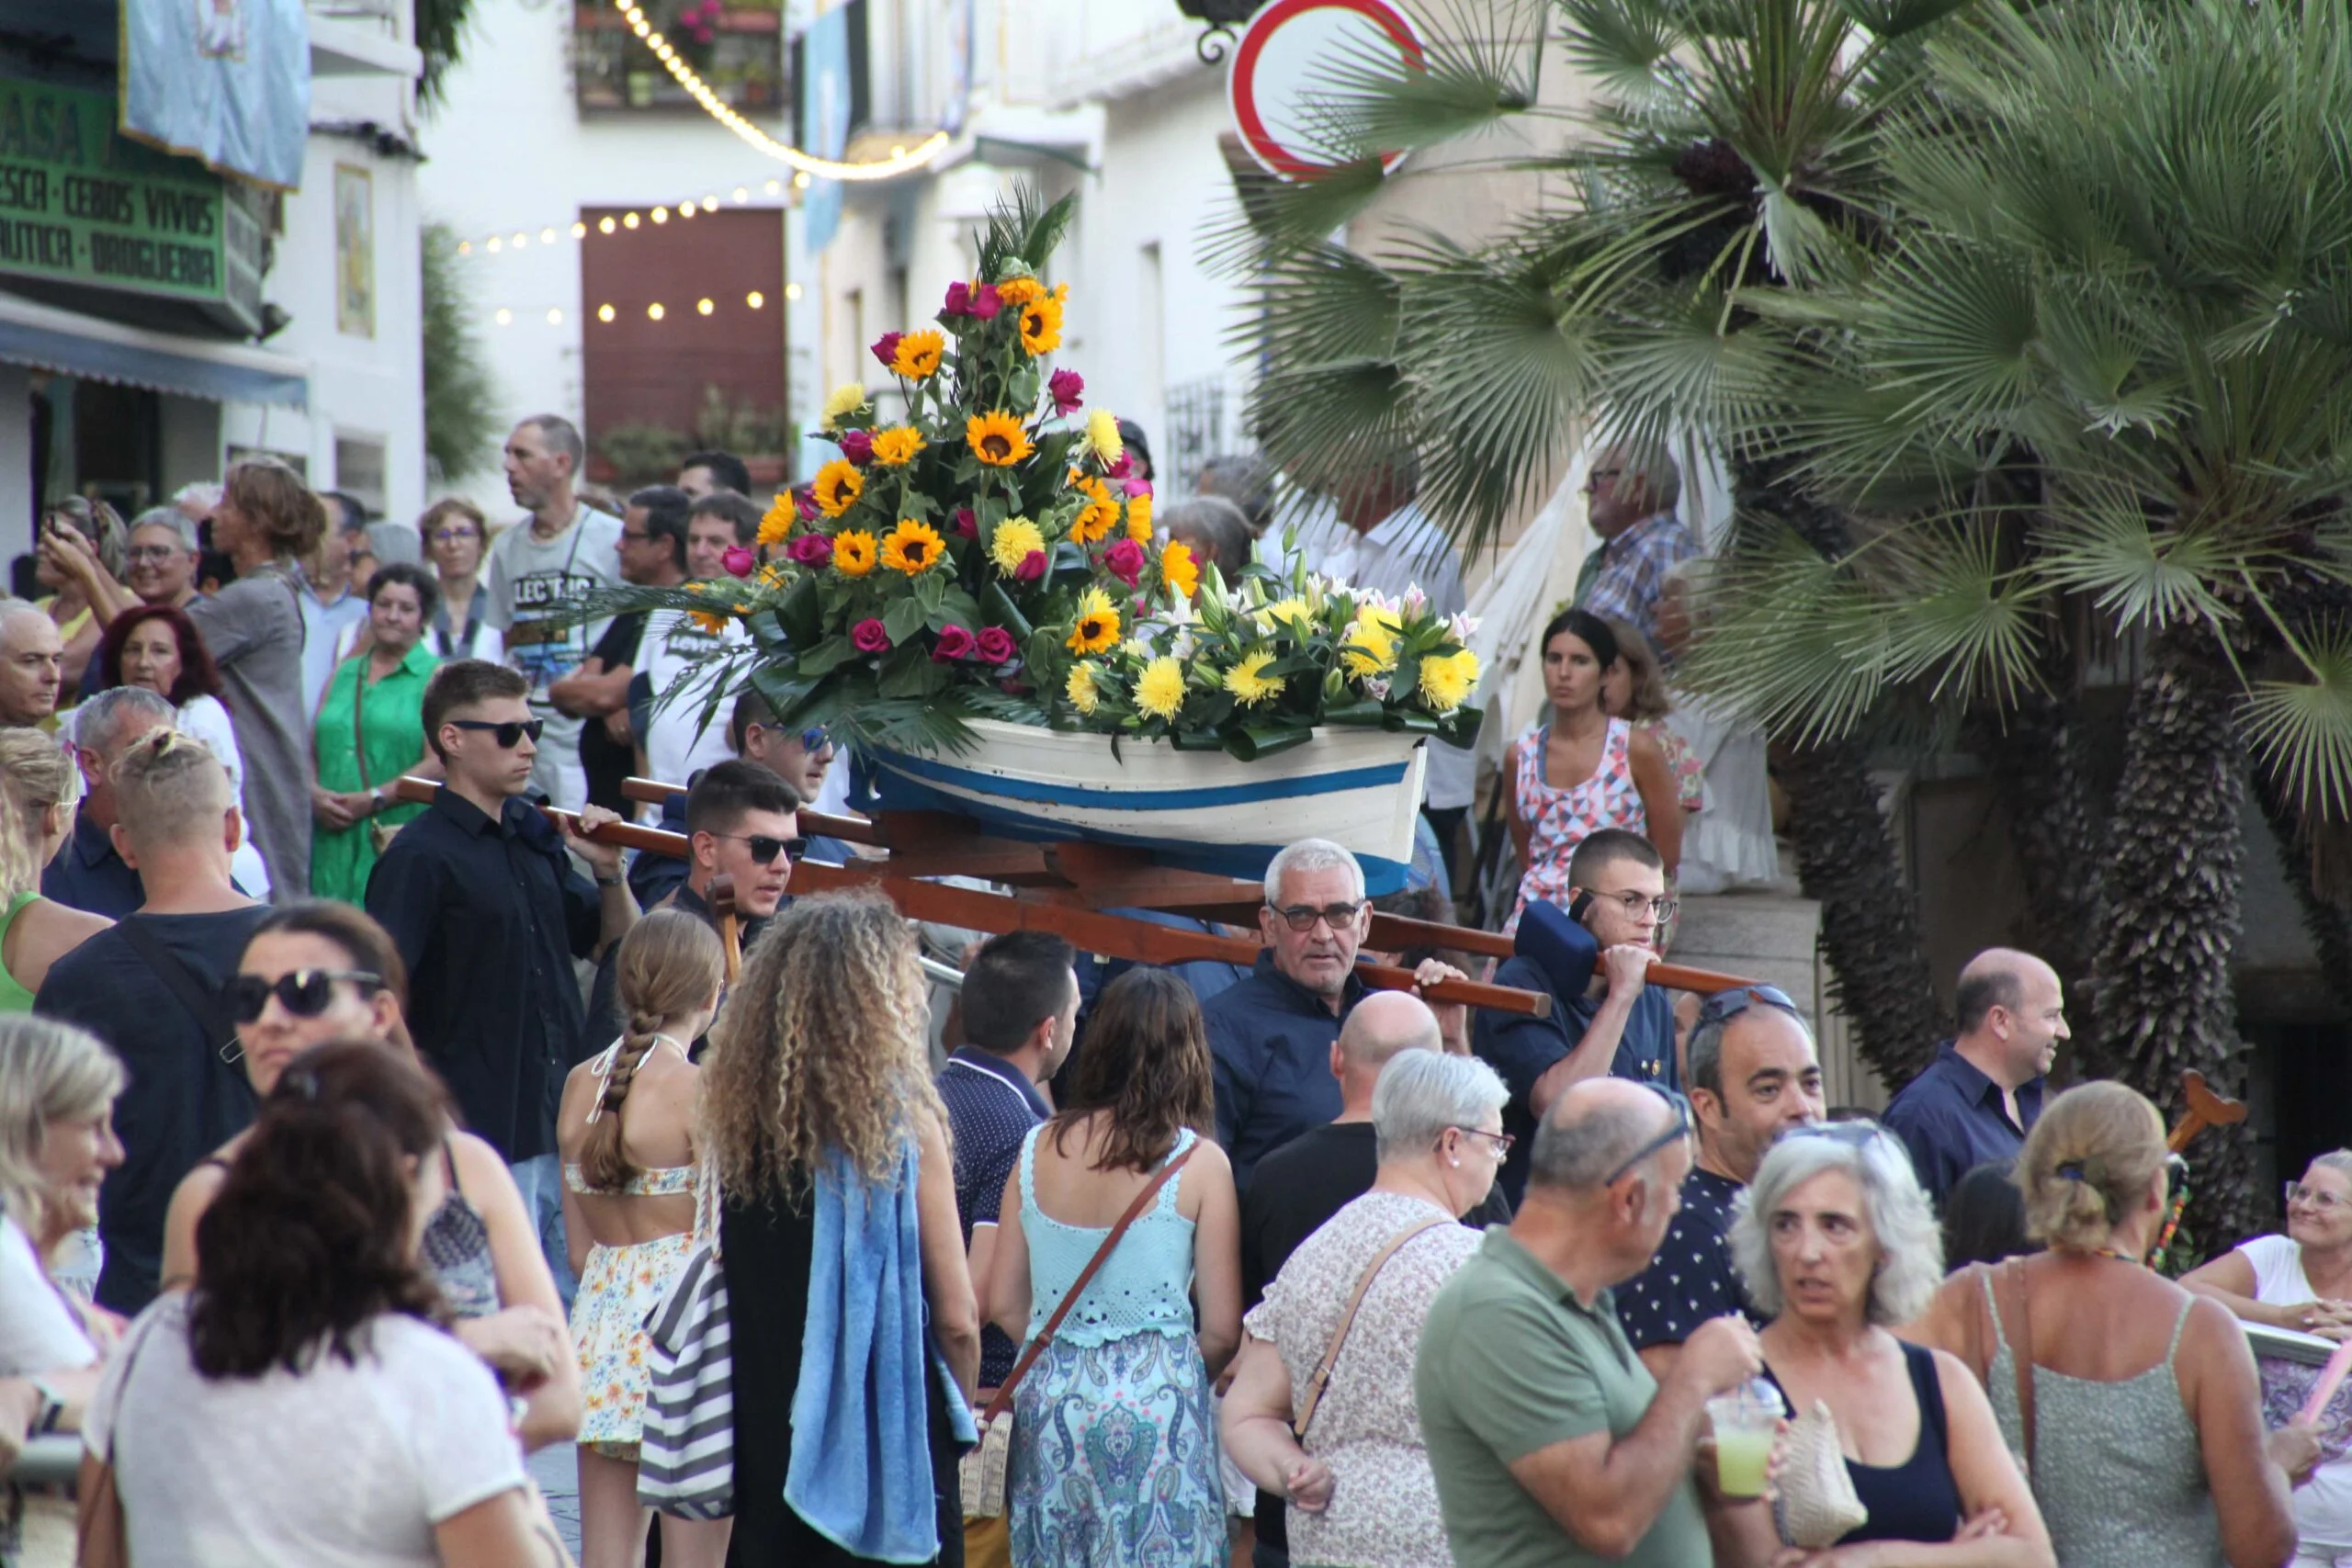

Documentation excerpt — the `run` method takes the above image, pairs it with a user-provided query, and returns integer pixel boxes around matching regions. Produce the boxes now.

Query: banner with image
[122,0,311,190]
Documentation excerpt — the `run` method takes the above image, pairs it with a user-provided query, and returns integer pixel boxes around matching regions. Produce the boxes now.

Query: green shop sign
[0,78,232,304]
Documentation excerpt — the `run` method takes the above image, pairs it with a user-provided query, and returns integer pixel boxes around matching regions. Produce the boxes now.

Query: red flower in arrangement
[942,281,972,317]
[1015,549,1046,581]
[678,0,721,42]
[976,626,1017,665]
[870,331,903,369]
[969,284,1001,321]
[1048,368,1085,415]
[786,533,832,566]
[953,507,978,538]
[933,625,978,661]
[1106,451,1132,480]
[852,618,891,652]
[1102,537,1146,588]
[1124,478,1153,500]
[721,546,755,578]
[796,489,819,521]
[839,429,874,465]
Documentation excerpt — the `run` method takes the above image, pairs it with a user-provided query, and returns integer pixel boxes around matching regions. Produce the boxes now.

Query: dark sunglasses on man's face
[713,832,797,865]
[799,727,831,753]
[448,717,545,748]
[226,969,382,1026]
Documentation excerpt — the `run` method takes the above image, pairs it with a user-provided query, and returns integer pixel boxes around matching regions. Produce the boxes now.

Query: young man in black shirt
[366,660,638,1303]
[36,729,266,1312]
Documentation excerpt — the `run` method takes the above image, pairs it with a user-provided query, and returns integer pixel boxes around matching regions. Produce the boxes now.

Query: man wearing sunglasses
[1881,947,2067,1206]
[1418,1077,1764,1568]
[367,660,640,1305]
[628,690,854,910]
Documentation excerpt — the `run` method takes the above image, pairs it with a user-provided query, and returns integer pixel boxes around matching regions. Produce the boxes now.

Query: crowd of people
[0,427,2336,1568]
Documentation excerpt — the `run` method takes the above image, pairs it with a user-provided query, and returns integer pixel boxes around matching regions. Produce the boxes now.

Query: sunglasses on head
[448,717,545,748]
[712,832,798,865]
[1696,984,1800,1028]
[226,969,382,1026]
[1602,1081,1694,1186]
[1778,1120,1886,1150]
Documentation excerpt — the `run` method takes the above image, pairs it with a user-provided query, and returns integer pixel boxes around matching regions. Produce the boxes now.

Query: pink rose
[852,618,891,653]
[1123,478,1153,500]
[1102,538,1146,588]
[933,625,978,662]
[786,533,832,566]
[953,507,978,538]
[1048,368,1084,415]
[969,284,1001,321]
[796,489,819,521]
[1106,451,1132,479]
[870,332,903,368]
[1015,549,1046,582]
[839,428,874,465]
[721,545,755,578]
[976,626,1017,665]
[943,281,974,317]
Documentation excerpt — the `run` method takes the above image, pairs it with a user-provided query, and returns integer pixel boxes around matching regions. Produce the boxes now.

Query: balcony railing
[573,3,785,116]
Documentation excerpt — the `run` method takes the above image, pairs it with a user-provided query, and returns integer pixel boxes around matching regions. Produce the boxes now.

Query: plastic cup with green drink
[1706,1378,1784,1499]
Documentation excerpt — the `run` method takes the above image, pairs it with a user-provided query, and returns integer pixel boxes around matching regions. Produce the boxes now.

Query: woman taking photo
[2184,1151,2352,1563]
[1220,1051,1508,1568]
[81,1042,564,1567]
[422,498,498,660]
[988,966,1242,1568]
[1504,608,1680,934]
[1727,1122,2051,1566]
[158,901,580,1451]
[700,891,979,1566]
[311,562,443,904]
[0,732,110,1011]
[557,908,729,1568]
[33,496,127,698]
[1910,1083,2312,1568]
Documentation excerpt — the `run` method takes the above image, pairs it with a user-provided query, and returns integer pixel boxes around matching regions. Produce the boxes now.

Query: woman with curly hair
[699,891,979,1566]
[986,966,1242,1568]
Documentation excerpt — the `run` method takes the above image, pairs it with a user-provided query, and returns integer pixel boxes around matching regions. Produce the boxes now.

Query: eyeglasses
[448,717,545,748]
[1268,900,1366,933]
[1589,889,1679,921]
[2287,1181,2349,1212]
[226,969,382,1025]
[430,526,481,544]
[1696,984,1801,1028]
[711,832,795,865]
[124,544,186,563]
[1449,1126,1515,1158]
[1602,1082,1693,1186]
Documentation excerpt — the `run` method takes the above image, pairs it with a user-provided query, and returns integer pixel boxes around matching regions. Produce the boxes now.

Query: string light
[597,303,616,322]
[746,290,764,309]
[547,307,563,324]
[623,212,639,229]
[598,216,616,234]
[493,308,513,324]
[732,186,749,202]
[651,206,669,223]
[784,282,802,301]
[647,302,665,320]
[696,298,715,315]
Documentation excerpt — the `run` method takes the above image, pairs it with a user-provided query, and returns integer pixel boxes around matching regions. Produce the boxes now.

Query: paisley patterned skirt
[1007,1328,1226,1568]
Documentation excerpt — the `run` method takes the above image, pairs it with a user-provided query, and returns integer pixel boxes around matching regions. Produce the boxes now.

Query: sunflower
[880,519,945,575]
[757,493,795,547]
[1083,409,1123,467]
[1340,606,1401,677]
[1066,587,1121,654]
[1222,650,1286,706]
[989,516,1047,577]
[756,562,789,591]
[832,530,878,577]
[689,609,729,635]
[889,329,944,380]
[812,459,864,517]
[1419,648,1483,713]
[1135,656,1186,720]
[870,426,927,467]
[820,381,868,429]
[1125,491,1154,544]
[1065,661,1103,716]
[1018,296,1064,355]
[996,276,1046,308]
[967,411,1035,468]
[1069,475,1119,545]
[1160,539,1199,599]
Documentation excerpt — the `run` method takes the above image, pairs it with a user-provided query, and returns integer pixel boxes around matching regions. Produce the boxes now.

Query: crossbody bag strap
[982,1141,1197,1425]
[116,917,234,1060]
[1294,1213,1453,1441]
[1997,1256,2036,1471]
[351,660,376,795]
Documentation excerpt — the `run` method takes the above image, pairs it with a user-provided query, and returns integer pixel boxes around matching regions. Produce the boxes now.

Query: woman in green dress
[310,562,443,904]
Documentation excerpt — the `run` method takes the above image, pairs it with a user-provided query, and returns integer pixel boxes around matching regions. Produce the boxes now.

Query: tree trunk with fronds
[1983,682,2105,1015]
[2094,623,2258,1248]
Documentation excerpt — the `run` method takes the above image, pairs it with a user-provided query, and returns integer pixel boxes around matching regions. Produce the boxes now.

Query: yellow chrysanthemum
[1160,540,1199,599]
[1084,409,1123,467]
[1340,606,1401,677]
[1419,648,1483,713]
[1069,475,1118,546]
[1263,597,1315,632]
[821,381,867,429]
[990,517,1047,577]
[757,493,795,547]
[880,519,945,575]
[1222,651,1285,707]
[832,530,877,578]
[996,276,1046,308]
[1135,656,1186,720]
[1019,296,1064,355]
[889,329,944,380]
[813,459,864,518]
[1066,661,1103,716]
[1067,588,1121,654]
[870,426,927,467]
[967,411,1035,468]
[1125,491,1154,544]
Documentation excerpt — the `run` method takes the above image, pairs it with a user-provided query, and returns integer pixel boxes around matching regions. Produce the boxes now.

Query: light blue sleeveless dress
[1008,1125,1225,1567]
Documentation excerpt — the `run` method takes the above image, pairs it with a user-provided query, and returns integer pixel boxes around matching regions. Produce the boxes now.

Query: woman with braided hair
[556,907,729,1568]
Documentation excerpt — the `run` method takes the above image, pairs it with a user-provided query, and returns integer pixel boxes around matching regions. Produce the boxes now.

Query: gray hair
[172,481,223,512]
[1604,439,1682,513]
[1527,1094,1671,1193]
[74,686,176,756]
[2310,1150,2352,1185]
[1372,1050,1508,1164]
[1160,495,1253,577]
[1195,455,1275,536]
[0,598,43,639]
[519,413,585,473]
[1688,997,1814,1100]
[130,505,200,554]
[1730,1125,1944,1325]
[1264,838,1364,908]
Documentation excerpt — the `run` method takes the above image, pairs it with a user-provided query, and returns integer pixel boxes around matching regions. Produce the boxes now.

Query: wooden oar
[390,778,689,857]
[2167,1069,2247,1155]
[708,874,743,985]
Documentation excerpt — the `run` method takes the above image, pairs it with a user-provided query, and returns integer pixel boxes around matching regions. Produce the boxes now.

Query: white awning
[0,291,309,409]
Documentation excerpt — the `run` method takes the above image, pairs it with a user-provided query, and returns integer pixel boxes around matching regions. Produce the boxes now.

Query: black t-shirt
[34,907,270,1313]
[579,611,647,813]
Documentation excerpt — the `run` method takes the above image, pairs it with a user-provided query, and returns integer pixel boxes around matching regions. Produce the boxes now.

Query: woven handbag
[638,1166,735,1519]
[1771,1399,1869,1548]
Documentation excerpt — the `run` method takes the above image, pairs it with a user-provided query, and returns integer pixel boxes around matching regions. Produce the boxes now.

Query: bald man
[1882,947,2069,1205]
[0,599,63,728]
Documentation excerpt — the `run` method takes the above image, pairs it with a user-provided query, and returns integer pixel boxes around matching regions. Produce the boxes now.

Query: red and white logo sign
[1227,0,1427,182]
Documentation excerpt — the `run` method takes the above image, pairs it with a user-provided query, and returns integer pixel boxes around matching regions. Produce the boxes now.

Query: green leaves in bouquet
[979,188,1078,282]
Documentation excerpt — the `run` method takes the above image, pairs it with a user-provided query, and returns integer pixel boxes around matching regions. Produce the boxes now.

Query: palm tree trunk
[2094,623,2258,1247]
[1984,682,2105,1013]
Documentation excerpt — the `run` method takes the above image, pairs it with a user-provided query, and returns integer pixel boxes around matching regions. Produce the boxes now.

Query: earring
[1449,1157,1461,1168]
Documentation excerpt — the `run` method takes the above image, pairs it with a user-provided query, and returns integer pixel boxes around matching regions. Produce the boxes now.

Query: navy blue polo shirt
[937,1047,1050,1387]
[1202,951,1366,1193]
[41,812,143,919]
[1474,954,1679,1204]
[1882,1041,2044,1206]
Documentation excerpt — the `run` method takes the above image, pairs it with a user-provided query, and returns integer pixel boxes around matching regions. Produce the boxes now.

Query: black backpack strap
[116,917,236,1059]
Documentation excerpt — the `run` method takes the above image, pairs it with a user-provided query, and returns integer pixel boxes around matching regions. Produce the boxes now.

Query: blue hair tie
[2055,1160,2087,1181]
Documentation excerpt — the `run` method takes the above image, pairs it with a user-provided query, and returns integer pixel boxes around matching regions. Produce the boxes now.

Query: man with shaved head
[1883,946,2069,1205]
[0,598,62,728]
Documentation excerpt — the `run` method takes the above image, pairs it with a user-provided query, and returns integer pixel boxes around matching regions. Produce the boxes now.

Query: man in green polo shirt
[1416,1076,1770,1567]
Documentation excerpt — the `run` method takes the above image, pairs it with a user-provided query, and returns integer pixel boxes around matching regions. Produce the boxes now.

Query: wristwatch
[594,870,623,887]
[29,1378,64,1436]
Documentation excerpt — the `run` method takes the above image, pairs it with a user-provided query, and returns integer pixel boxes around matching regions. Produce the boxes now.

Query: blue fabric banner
[122,0,311,190]
[798,5,850,254]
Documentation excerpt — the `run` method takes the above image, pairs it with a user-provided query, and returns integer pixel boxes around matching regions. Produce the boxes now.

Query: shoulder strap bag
[349,660,405,856]
[639,1156,733,1519]
[960,1140,1197,1519]
[75,1310,165,1568]
[1990,1256,2037,1477]
[1292,1213,1453,1441]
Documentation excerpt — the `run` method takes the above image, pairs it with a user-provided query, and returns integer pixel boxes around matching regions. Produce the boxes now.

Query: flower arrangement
[582,192,1482,761]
